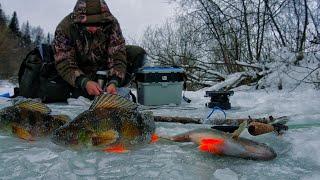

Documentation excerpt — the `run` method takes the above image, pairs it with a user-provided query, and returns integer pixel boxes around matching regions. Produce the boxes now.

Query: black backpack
[17,44,71,102]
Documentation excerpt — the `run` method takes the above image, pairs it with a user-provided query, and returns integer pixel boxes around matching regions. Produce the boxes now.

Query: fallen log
[154,115,288,126]
[154,116,202,124]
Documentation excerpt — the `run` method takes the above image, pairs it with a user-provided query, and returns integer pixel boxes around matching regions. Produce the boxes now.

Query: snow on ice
[0,79,320,179]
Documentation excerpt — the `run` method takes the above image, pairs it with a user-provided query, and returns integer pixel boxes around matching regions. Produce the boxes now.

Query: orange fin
[11,124,34,141]
[198,138,225,155]
[103,144,129,154]
[150,134,159,144]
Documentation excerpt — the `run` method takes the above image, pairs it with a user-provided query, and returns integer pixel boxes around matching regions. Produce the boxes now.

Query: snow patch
[0,80,15,96]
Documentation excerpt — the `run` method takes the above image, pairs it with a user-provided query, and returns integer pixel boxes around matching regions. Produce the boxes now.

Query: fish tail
[199,138,225,155]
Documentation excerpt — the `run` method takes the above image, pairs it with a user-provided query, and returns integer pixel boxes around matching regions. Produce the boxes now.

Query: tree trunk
[241,0,254,62]
[263,0,287,47]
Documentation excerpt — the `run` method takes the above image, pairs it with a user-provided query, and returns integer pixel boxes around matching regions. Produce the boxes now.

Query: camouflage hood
[71,0,115,24]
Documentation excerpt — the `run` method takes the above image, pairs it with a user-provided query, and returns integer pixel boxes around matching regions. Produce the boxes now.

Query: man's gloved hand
[105,83,117,95]
[85,81,103,96]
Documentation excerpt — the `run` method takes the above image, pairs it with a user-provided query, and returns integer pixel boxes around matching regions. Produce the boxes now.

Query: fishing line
[139,105,198,111]
[287,123,320,130]
[206,106,227,120]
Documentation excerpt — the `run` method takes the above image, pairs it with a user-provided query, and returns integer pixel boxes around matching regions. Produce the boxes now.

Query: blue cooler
[136,67,185,106]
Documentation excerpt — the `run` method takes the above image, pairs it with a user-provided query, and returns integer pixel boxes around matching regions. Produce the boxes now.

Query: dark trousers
[71,45,146,99]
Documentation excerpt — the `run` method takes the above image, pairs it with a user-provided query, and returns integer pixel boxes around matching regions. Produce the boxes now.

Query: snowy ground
[0,80,320,180]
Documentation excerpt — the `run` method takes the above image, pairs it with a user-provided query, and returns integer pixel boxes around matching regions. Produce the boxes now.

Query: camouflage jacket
[53,0,127,88]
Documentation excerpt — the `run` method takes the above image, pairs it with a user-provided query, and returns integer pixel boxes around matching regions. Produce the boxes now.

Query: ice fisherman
[53,0,146,99]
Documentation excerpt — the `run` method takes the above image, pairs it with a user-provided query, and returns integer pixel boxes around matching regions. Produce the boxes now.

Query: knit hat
[72,0,114,24]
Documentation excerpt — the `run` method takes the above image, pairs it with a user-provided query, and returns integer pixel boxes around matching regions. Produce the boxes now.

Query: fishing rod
[212,122,320,136]
[286,123,320,130]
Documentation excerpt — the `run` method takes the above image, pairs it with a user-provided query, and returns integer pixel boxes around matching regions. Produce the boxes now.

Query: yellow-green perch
[51,94,156,153]
[0,100,69,140]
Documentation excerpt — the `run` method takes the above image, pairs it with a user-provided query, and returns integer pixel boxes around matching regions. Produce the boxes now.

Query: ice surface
[213,168,238,180]
[0,80,320,179]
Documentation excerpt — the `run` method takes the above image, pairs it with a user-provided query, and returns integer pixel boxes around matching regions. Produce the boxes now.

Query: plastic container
[0,93,10,98]
[136,67,185,106]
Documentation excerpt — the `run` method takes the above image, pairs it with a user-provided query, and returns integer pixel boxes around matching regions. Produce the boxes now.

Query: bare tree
[143,0,320,89]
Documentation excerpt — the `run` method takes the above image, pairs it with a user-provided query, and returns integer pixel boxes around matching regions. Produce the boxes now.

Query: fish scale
[52,94,155,152]
[0,100,69,140]
[164,127,277,161]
